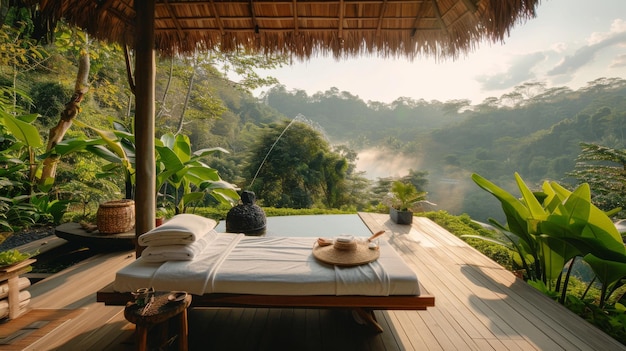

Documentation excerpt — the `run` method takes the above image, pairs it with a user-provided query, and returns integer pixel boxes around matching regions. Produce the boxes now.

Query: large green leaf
[184,165,220,184]
[156,146,184,175]
[73,119,128,160]
[180,192,205,207]
[16,113,39,124]
[472,174,528,230]
[173,134,191,163]
[541,181,564,213]
[515,172,546,223]
[84,145,124,164]
[192,147,229,158]
[472,173,536,250]
[565,184,623,252]
[1,113,43,148]
[584,253,626,292]
[160,133,191,163]
[537,235,580,284]
[209,187,241,205]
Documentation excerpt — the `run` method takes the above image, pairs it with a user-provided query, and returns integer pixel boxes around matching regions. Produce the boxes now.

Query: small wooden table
[55,222,135,251]
[124,292,192,351]
[0,258,35,319]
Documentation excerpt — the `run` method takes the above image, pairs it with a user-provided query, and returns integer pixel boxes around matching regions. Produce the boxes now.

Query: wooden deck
[5,213,624,350]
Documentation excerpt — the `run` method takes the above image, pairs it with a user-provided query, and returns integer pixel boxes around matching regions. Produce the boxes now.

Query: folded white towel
[138,214,216,246]
[140,230,215,262]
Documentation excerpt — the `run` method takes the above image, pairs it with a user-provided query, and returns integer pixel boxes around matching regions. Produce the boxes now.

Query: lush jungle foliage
[244,120,367,209]
[264,80,626,222]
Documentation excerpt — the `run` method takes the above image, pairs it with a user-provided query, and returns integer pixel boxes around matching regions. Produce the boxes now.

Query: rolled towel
[0,277,30,299]
[0,290,31,319]
[140,230,215,262]
[138,214,217,246]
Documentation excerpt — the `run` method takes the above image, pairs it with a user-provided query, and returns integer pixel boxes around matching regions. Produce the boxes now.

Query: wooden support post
[134,0,156,257]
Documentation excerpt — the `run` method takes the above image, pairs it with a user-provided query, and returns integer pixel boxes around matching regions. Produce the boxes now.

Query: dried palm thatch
[39,0,540,60]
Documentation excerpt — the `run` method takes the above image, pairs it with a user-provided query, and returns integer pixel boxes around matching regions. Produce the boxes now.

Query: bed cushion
[115,234,420,297]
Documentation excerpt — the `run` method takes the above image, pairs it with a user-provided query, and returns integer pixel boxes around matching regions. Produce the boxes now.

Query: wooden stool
[124,292,192,351]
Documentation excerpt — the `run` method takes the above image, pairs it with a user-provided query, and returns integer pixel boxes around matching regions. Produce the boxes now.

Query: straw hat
[313,235,380,267]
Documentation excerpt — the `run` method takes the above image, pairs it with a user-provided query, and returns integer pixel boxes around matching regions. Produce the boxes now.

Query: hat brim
[312,241,380,267]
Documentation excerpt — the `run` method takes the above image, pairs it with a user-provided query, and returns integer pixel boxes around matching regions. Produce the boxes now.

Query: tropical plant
[155,132,239,214]
[0,249,31,266]
[382,180,430,212]
[469,172,626,308]
[0,110,72,229]
[54,120,240,213]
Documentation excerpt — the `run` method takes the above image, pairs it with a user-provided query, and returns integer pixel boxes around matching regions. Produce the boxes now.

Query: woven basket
[97,199,135,234]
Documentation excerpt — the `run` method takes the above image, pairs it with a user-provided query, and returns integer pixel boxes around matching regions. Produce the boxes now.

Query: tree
[245,121,351,208]
[40,39,89,186]
[568,142,626,215]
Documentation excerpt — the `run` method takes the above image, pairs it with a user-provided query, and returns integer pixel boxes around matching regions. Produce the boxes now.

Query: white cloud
[610,54,626,68]
[548,29,626,78]
[476,52,546,91]
[551,42,568,53]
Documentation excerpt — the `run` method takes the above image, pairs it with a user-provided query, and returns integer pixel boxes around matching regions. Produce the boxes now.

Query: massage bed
[96,216,434,331]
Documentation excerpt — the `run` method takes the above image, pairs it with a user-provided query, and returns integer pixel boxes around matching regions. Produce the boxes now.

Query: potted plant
[155,206,169,227]
[0,249,32,268]
[383,181,432,224]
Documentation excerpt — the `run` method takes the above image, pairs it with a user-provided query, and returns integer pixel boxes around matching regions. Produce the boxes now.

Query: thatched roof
[39,0,540,60]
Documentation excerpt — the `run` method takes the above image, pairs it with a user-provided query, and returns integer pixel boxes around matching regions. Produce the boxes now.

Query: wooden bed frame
[97,282,434,332]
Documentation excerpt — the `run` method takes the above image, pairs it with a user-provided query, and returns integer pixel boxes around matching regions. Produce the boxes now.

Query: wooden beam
[163,0,186,44]
[375,0,389,37]
[208,0,226,35]
[248,0,260,36]
[430,0,449,37]
[461,0,477,13]
[338,0,344,39]
[292,0,299,34]
[410,0,426,37]
[134,0,156,257]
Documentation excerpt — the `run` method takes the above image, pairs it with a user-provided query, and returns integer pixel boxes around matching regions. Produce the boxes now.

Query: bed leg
[353,308,384,333]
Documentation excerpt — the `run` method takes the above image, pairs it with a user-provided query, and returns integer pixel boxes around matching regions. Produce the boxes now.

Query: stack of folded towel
[138,214,217,263]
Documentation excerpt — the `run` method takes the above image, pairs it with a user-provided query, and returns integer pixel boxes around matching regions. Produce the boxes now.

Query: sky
[255,0,626,105]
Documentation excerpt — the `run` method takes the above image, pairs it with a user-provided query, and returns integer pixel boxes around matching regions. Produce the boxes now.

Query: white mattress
[114,234,420,296]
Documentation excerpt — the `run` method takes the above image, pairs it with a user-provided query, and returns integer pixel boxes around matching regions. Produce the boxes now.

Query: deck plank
[11,213,625,350]
[359,212,625,350]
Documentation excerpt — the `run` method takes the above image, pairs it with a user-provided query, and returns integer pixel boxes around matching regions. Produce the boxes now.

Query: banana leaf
[472,173,537,252]
[583,253,626,306]
[1,113,43,148]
